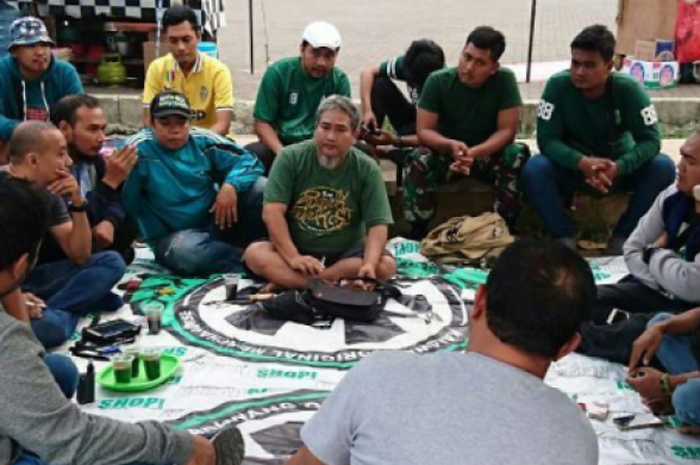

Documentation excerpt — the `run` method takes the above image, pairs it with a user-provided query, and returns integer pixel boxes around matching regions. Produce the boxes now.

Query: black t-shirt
[36,191,71,265]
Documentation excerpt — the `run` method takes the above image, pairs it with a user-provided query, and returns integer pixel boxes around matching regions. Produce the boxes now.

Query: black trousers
[371,77,416,136]
[244,141,277,176]
[577,279,696,365]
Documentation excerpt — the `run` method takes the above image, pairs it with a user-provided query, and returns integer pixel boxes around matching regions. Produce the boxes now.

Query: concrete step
[102,94,700,139]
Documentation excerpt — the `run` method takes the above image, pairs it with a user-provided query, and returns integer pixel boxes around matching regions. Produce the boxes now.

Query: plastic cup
[112,354,134,384]
[142,301,164,335]
[223,274,239,301]
[143,349,162,380]
[122,345,141,377]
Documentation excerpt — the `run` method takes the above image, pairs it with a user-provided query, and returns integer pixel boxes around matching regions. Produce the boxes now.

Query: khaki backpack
[420,213,515,265]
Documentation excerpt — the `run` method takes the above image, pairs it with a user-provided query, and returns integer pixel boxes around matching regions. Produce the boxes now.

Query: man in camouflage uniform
[403,27,528,239]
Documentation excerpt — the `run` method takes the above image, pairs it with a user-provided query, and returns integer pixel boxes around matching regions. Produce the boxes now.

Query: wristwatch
[642,244,661,265]
[68,200,88,213]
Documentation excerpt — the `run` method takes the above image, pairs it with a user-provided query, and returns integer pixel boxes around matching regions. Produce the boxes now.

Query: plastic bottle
[0,1,21,58]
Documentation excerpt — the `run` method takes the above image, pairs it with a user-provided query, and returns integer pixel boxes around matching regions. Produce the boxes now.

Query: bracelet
[661,373,673,395]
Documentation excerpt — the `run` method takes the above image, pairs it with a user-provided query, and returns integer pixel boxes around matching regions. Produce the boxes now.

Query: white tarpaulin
[53,243,700,464]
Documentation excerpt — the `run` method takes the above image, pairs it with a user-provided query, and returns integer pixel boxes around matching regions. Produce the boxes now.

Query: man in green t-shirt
[522,25,675,255]
[245,21,351,174]
[403,27,529,239]
[243,96,396,289]
[359,39,445,154]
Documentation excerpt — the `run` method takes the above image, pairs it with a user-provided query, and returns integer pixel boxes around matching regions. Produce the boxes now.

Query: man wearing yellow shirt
[142,5,233,136]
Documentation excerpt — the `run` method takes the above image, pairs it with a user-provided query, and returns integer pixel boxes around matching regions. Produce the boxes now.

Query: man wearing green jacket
[123,90,266,276]
[522,25,675,255]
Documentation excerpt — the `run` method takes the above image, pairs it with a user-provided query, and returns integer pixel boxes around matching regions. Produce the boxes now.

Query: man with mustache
[245,21,351,174]
[0,17,83,165]
[52,94,139,265]
[243,96,395,290]
[124,91,265,276]
[402,26,529,240]
[143,5,234,137]
[522,25,675,255]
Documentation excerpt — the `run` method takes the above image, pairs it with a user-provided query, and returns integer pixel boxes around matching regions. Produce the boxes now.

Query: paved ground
[219,0,619,100]
[219,0,700,100]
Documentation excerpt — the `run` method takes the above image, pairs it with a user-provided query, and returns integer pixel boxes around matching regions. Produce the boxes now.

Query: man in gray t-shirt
[286,239,600,465]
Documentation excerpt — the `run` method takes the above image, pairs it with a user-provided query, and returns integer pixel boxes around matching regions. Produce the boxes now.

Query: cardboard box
[621,57,679,89]
[616,0,680,55]
[634,39,675,62]
[143,41,168,74]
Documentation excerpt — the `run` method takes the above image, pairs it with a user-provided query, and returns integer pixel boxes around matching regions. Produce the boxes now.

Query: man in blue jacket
[0,17,83,164]
[124,90,266,276]
[51,94,138,264]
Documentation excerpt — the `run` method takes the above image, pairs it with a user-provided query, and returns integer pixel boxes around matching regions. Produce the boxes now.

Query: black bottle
[77,361,95,404]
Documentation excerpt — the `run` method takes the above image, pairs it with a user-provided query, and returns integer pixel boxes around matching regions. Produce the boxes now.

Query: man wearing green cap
[0,17,83,164]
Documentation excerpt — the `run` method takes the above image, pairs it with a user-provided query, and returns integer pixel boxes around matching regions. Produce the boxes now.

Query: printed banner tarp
[57,243,700,464]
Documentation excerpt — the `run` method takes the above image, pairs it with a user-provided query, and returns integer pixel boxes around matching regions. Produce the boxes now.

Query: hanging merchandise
[675,0,700,63]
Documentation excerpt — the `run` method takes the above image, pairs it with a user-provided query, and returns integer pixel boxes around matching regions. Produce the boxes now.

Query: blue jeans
[23,251,126,348]
[521,153,676,238]
[43,353,79,399]
[647,313,700,426]
[154,177,267,276]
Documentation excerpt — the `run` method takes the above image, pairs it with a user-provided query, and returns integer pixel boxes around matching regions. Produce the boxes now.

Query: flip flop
[211,425,245,465]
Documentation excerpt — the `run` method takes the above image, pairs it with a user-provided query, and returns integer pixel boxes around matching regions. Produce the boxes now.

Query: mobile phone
[362,123,379,135]
[613,413,665,431]
[81,318,140,343]
[693,185,700,202]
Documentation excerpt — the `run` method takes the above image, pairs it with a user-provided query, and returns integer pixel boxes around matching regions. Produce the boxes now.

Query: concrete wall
[100,96,700,137]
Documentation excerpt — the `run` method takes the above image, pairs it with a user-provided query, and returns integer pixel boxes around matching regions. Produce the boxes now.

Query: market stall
[5,0,226,87]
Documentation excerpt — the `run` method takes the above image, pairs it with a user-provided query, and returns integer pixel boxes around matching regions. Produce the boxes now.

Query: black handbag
[261,277,401,324]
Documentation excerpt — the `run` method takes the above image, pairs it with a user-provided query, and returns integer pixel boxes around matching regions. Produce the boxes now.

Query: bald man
[1,121,126,348]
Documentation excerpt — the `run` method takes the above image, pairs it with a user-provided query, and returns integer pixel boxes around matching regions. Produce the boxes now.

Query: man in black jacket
[51,94,138,264]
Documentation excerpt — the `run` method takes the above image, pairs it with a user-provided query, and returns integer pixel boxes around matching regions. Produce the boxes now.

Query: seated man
[245,21,350,174]
[52,94,138,264]
[0,174,239,465]
[577,130,700,364]
[286,239,598,465]
[627,309,700,433]
[0,17,83,164]
[244,95,396,289]
[2,121,126,348]
[522,25,675,255]
[124,90,266,276]
[143,5,234,136]
[359,39,445,155]
[0,174,79,399]
[404,26,528,240]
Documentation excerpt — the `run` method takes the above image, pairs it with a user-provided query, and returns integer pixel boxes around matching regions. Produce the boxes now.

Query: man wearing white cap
[245,21,350,174]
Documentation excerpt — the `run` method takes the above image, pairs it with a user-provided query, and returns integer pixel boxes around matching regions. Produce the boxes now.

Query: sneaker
[211,425,245,465]
[556,237,577,251]
[604,235,626,256]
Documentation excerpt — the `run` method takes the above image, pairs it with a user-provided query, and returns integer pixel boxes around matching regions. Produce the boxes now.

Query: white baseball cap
[302,21,342,50]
